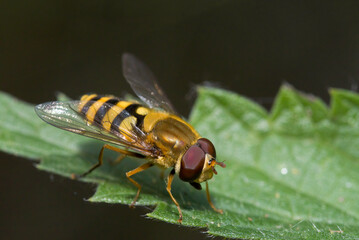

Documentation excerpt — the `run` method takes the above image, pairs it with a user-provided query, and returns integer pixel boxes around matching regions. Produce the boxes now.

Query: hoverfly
[35,53,225,223]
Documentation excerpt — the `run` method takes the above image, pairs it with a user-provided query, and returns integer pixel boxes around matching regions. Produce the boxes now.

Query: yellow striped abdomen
[78,94,149,141]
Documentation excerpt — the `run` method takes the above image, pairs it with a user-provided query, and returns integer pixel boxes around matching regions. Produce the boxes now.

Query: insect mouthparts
[217,161,226,168]
[212,166,218,175]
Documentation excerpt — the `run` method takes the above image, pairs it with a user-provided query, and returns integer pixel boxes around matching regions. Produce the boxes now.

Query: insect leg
[205,181,223,214]
[110,154,126,166]
[166,169,183,223]
[76,144,144,179]
[126,162,153,208]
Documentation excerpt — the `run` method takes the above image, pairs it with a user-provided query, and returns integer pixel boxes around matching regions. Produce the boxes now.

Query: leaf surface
[1,86,358,239]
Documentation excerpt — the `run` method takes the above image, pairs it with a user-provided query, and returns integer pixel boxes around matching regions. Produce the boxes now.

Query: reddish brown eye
[179,145,205,182]
[197,138,216,158]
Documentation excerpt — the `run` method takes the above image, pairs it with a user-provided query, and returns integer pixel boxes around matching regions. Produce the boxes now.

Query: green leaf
[1,86,359,239]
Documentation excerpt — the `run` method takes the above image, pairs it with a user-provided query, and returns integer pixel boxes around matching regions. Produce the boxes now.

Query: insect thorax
[147,116,199,168]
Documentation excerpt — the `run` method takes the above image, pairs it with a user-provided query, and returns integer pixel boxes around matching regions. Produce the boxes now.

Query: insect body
[35,53,225,223]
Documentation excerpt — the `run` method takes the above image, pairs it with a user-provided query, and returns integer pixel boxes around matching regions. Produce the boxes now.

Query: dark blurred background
[1,1,359,239]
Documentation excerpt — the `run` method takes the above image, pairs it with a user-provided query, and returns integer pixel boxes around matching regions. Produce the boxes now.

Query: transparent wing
[35,101,153,156]
[122,53,177,114]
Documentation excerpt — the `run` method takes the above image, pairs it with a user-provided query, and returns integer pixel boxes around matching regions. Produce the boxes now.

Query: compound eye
[179,145,205,182]
[197,138,216,158]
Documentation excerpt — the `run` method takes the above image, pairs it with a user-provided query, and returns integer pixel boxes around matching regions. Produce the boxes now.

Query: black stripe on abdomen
[110,103,146,132]
[80,95,102,115]
[124,104,146,129]
[110,106,132,132]
[93,98,119,125]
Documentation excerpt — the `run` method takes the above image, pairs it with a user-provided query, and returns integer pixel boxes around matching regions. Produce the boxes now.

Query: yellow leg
[205,181,223,214]
[74,144,144,179]
[110,154,126,165]
[166,169,183,223]
[126,162,153,208]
